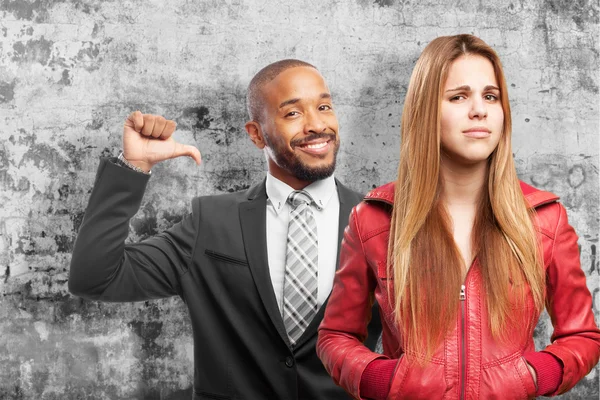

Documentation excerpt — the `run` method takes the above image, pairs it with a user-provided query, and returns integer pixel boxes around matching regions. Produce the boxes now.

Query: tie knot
[287,190,314,208]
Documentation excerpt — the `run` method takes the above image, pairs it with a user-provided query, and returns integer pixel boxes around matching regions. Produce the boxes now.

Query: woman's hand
[525,362,538,392]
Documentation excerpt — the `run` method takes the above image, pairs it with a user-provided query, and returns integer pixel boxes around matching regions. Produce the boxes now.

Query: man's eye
[285,111,299,117]
[319,105,332,111]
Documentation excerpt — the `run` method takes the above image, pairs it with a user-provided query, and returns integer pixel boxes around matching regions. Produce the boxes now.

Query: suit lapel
[334,180,358,270]
[294,180,363,349]
[239,180,291,348]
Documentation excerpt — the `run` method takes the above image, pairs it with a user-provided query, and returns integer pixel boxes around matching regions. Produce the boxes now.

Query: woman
[316,34,600,400]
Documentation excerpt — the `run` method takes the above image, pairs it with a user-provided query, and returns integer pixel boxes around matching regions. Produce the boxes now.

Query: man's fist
[122,111,202,172]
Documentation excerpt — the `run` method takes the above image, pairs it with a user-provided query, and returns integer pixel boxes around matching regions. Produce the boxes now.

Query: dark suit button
[285,356,294,368]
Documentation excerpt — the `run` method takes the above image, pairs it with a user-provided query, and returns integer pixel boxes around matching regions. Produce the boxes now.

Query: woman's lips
[463,128,491,138]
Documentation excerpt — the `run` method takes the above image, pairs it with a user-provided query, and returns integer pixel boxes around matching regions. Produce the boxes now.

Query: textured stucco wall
[0,0,598,399]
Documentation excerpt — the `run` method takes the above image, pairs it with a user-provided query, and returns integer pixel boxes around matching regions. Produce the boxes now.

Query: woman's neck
[440,156,488,205]
[439,156,489,273]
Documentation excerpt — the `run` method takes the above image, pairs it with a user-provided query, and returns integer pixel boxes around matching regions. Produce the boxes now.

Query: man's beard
[265,132,339,182]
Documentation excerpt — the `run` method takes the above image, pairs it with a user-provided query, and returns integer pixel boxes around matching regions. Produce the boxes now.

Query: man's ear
[245,121,266,149]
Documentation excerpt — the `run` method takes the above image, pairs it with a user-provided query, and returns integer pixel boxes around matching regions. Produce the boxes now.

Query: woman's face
[440,55,504,167]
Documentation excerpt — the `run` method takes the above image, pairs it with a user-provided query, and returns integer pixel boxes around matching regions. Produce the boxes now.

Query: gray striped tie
[283,190,318,346]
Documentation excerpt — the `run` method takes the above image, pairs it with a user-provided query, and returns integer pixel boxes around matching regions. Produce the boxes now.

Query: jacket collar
[245,178,267,200]
[364,180,559,209]
[518,181,560,208]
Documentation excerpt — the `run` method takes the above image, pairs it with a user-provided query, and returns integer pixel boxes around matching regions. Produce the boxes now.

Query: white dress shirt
[265,173,340,313]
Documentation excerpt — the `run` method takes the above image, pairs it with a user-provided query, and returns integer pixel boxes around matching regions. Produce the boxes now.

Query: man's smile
[296,139,332,155]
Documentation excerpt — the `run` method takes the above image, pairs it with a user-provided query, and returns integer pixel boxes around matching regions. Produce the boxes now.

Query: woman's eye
[450,95,465,101]
[485,94,498,101]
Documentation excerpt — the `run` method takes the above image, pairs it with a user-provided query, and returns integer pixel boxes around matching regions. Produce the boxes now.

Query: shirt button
[285,356,294,368]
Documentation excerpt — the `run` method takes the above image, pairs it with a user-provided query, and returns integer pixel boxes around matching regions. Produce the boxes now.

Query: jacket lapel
[294,179,362,349]
[334,180,359,270]
[239,180,291,348]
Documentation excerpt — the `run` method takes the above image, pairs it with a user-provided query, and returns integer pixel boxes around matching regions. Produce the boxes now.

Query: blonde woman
[316,34,600,399]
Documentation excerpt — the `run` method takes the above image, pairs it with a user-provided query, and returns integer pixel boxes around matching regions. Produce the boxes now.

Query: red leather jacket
[317,181,600,399]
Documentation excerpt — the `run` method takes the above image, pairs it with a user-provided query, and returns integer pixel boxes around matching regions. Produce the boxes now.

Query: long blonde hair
[388,34,544,360]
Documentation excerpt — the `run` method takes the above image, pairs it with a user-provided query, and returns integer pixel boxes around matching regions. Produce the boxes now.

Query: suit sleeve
[541,203,600,395]
[68,158,196,302]
[317,206,388,399]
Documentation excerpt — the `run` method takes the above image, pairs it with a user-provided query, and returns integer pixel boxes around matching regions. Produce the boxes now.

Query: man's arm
[68,112,202,302]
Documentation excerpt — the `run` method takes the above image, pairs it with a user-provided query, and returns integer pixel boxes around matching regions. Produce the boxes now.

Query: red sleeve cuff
[523,351,563,396]
[359,358,396,400]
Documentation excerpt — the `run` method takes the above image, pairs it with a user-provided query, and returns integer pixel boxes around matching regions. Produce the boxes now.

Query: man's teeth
[303,142,328,149]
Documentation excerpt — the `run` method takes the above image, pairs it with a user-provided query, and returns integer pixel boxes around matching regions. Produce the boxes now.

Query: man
[69,59,381,399]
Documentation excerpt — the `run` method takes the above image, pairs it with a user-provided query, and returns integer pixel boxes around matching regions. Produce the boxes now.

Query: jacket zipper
[460,284,466,400]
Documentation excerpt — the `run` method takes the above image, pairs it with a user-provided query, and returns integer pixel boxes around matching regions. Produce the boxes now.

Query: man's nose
[304,109,327,134]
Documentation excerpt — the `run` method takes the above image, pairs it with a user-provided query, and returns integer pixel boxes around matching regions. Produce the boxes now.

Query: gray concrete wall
[0,0,598,398]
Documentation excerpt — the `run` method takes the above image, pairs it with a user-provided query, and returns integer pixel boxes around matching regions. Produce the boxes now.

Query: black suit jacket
[69,158,381,400]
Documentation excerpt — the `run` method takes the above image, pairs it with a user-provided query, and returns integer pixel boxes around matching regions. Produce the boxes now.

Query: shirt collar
[265,173,336,215]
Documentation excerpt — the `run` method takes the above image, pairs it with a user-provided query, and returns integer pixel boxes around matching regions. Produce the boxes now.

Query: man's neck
[266,168,311,190]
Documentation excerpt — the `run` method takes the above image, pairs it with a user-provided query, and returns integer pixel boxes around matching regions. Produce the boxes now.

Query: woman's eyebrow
[445,85,500,92]
[446,85,471,92]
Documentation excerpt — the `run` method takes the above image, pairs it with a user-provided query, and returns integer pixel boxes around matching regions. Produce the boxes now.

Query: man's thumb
[173,142,202,165]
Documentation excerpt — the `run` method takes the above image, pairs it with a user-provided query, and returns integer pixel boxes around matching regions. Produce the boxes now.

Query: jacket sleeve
[68,158,196,302]
[541,203,600,395]
[317,206,388,400]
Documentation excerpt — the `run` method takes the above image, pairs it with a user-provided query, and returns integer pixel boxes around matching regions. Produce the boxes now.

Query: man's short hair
[246,59,317,123]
